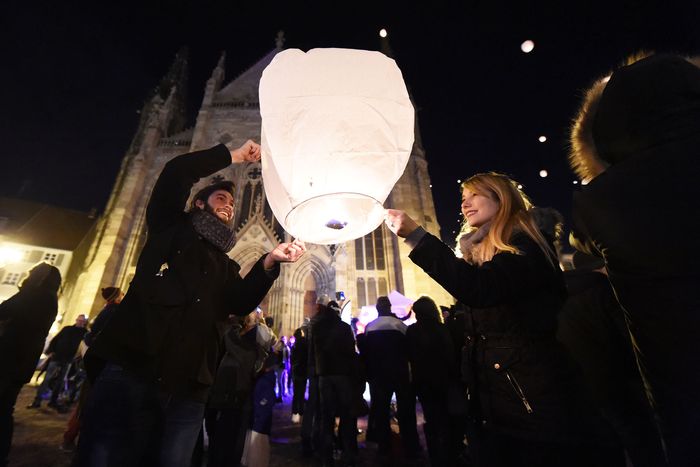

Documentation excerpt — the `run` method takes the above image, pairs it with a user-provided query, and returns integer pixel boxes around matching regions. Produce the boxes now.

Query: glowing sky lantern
[521,40,535,53]
[259,48,415,244]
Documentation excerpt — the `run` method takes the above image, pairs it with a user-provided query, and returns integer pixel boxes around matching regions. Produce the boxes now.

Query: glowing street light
[521,40,535,53]
[379,29,388,38]
[539,169,548,178]
[0,246,23,267]
[538,135,547,143]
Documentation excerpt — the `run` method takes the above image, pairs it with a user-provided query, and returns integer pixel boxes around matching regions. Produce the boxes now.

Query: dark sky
[2,1,699,244]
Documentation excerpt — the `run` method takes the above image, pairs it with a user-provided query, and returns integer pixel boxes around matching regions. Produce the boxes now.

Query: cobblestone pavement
[10,384,429,467]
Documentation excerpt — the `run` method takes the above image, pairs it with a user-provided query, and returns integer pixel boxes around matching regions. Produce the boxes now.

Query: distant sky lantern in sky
[259,48,415,244]
[521,40,535,53]
[539,169,548,178]
[538,135,547,142]
[379,28,388,38]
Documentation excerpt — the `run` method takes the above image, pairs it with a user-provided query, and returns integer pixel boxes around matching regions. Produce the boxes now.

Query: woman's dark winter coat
[0,288,58,383]
[409,231,593,442]
[87,145,279,402]
[570,54,700,464]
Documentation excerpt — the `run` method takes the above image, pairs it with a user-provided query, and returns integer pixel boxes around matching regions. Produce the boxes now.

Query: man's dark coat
[87,144,278,401]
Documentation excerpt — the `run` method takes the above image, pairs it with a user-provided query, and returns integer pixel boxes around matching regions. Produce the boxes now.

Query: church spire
[275,30,285,50]
[127,47,190,153]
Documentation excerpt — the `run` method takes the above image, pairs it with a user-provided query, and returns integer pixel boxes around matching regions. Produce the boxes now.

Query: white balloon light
[521,40,535,53]
[259,48,415,244]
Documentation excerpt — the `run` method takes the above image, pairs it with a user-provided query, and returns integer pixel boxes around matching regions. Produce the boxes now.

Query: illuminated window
[2,272,21,285]
[356,278,366,308]
[355,226,386,271]
[43,253,58,264]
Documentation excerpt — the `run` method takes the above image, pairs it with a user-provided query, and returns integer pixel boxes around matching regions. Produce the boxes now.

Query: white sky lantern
[521,40,535,53]
[538,135,547,143]
[379,28,388,38]
[539,169,548,178]
[259,48,415,244]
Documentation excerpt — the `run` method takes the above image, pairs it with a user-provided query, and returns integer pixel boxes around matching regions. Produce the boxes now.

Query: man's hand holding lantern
[230,139,262,163]
[264,239,307,270]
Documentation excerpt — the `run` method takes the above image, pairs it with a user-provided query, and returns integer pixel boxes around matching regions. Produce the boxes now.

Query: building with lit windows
[0,197,96,329]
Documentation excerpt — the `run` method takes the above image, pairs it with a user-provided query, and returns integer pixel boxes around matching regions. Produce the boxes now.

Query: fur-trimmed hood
[570,54,700,182]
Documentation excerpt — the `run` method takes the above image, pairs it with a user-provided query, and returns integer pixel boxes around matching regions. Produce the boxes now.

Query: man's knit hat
[101,287,122,302]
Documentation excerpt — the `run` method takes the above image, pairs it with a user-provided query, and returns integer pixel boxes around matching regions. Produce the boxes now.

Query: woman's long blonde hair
[458,173,556,267]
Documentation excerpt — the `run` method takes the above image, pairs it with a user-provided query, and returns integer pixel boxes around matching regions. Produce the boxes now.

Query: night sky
[2,1,699,245]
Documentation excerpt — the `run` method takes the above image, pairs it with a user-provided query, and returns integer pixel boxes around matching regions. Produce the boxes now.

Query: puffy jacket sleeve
[223,255,280,318]
[408,232,555,308]
[146,144,232,233]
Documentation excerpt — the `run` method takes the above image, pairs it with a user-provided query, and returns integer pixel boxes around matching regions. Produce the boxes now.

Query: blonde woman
[386,173,605,467]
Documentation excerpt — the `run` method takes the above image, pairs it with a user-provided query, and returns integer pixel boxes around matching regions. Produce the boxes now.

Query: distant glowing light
[539,169,548,178]
[379,29,388,38]
[457,179,461,184]
[573,180,579,185]
[0,246,23,266]
[538,135,547,143]
[581,179,590,185]
[521,40,535,53]
[517,184,523,189]
[429,184,432,188]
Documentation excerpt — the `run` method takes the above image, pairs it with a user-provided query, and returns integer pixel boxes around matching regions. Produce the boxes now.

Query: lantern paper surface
[259,48,415,244]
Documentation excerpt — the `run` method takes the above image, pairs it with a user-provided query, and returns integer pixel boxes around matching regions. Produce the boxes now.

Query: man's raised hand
[231,139,262,163]
[264,239,307,269]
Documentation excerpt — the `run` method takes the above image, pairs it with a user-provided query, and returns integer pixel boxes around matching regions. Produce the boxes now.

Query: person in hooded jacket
[569,53,700,466]
[406,296,458,467]
[557,251,665,466]
[75,140,306,467]
[0,262,61,466]
[311,300,359,467]
[386,173,604,467]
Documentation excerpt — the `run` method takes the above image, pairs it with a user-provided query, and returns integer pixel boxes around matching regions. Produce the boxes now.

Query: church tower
[64,35,452,334]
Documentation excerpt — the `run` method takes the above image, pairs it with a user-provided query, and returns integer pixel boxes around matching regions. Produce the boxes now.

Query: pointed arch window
[356,277,366,308]
[354,226,386,271]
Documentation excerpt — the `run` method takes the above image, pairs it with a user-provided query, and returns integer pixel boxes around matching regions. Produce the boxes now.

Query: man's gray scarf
[190,209,236,253]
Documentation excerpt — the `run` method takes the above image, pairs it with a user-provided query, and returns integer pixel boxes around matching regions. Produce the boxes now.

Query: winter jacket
[408,229,595,442]
[87,144,279,402]
[357,315,409,385]
[310,309,356,377]
[406,319,457,392]
[569,54,700,461]
[290,326,308,380]
[83,303,118,347]
[0,288,58,383]
[47,325,87,363]
[208,325,257,409]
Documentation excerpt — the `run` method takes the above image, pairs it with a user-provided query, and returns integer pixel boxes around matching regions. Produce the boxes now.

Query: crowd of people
[0,52,698,467]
